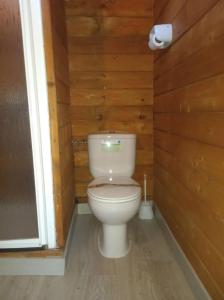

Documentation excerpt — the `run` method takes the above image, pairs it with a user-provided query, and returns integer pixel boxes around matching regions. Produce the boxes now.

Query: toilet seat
[87,176,141,203]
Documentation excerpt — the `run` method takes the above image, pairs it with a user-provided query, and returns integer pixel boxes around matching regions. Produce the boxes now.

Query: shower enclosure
[0,0,55,249]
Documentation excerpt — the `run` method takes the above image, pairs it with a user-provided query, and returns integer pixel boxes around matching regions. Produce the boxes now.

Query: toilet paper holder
[148,24,173,50]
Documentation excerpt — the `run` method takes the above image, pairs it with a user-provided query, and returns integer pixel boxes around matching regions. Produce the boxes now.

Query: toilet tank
[88,133,136,178]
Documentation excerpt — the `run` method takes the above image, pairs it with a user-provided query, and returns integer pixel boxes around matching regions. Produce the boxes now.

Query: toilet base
[98,223,130,258]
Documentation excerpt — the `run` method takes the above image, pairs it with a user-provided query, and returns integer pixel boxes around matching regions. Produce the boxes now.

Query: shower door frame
[0,0,56,249]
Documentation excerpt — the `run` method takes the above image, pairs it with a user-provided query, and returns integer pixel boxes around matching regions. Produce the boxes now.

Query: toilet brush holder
[139,174,154,220]
[139,200,154,220]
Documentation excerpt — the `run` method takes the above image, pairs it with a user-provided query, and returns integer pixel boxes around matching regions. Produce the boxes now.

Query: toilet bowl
[88,176,141,258]
[87,133,141,258]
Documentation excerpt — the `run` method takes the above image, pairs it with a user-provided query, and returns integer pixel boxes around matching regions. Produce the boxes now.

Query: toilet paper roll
[148,33,164,50]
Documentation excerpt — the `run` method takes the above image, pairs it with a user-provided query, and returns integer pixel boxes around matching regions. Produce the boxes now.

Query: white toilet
[87,133,141,258]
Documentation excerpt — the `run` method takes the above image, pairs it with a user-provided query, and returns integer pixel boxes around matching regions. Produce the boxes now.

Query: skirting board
[0,207,77,276]
[77,203,92,214]
[155,205,212,300]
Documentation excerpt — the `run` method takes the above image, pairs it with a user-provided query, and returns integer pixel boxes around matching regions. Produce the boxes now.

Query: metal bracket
[72,139,88,145]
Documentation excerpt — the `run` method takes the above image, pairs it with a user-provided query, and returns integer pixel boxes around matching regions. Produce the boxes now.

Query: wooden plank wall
[65,0,154,202]
[154,1,224,298]
[42,0,75,248]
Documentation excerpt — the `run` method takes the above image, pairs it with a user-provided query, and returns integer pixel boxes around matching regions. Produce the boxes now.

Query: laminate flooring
[0,215,196,300]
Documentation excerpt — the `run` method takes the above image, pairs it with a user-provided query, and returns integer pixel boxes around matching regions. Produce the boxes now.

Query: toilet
[87,133,141,258]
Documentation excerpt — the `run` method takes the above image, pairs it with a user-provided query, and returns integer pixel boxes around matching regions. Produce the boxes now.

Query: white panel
[0,0,57,249]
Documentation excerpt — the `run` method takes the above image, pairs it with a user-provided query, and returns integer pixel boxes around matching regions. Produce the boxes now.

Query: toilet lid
[87,176,141,202]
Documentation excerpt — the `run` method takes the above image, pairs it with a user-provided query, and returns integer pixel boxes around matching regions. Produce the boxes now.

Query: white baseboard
[77,203,92,214]
[155,205,211,300]
[0,207,77,276]
[64,205,78,269]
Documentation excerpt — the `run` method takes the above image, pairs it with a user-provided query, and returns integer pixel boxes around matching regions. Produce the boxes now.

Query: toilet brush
[139,174,154,220]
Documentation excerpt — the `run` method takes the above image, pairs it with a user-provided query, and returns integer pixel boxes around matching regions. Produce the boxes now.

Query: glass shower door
[0,0,47,248]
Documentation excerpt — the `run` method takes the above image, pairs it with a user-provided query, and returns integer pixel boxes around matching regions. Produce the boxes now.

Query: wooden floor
[0,215,196,300]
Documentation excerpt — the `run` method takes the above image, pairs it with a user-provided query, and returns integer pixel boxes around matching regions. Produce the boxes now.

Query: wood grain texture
[154,0,224,298]
[153,0,169,21]
[155,179,224,300]
[41,0,74,248]
[0,215,197,300]
[66,17,152,37]
[154,0,219,61]
[69,54,153,71]
[70,71,153,89]
[72,120,153,136]
[65,0,153,17]
[0,249,62,258]
[70,89,153,106]
[154,1,224,79]
[66,0,153,201]
[68,36,150,54]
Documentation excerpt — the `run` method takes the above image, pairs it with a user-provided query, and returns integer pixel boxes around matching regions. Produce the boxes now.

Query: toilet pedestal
[98,224,130,258]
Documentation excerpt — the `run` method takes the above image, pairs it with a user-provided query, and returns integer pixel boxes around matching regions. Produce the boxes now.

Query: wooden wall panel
[42,0,75,248]
[65,0,153,17]
[154,179,223,300]
[154,0,224,298]
[70,89,153,106]
[154,0,219,60]
[65,0,153,201]
[70,71,153,89]
[67,17,151,37]
[68,36,150,54]
[69,54,153,71]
